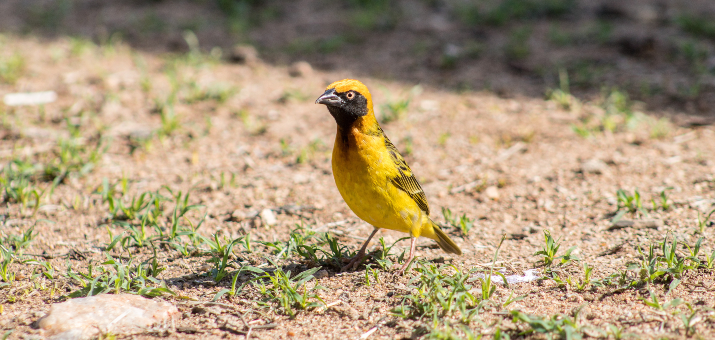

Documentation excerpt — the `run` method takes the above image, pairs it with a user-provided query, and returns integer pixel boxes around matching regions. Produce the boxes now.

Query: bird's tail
[429,219,462,255]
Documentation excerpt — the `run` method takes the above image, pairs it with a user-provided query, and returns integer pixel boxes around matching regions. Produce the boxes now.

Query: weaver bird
[316,79,462,275]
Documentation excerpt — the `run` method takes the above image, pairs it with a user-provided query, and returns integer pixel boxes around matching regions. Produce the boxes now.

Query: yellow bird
[315,79,462,275]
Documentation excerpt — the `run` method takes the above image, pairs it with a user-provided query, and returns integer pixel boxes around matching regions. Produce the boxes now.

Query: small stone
[177,326,198,334]
[260,209,277,227]
[581,159,609,174]
[38,294,179,339]
[330,304,359,320]
[636,219,664,229]
[573,304,593,320]
[229,44,259,65]
[484,186,499,200]
[314,269,329,280]
[288,61,313,78]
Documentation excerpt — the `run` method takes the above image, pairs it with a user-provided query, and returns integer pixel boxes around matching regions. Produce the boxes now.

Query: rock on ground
[38,294,179,340]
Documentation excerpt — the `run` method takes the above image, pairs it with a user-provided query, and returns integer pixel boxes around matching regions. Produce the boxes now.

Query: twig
[359,317,387,340]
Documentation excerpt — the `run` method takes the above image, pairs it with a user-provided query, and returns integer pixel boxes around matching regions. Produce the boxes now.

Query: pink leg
[396,236,417,275]
[341,227,379,272]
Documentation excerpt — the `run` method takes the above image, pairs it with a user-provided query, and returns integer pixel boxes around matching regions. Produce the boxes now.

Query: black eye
[346,92,355,100]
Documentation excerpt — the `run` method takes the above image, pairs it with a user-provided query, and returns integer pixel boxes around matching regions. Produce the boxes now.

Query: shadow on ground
[1,0,714,124]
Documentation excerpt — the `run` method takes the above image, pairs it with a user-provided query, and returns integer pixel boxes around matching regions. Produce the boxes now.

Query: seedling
[201,234,240,282]
[213,264,264,301]
[372,236,408,271]
[680,304,700,336]
[256,259,325,317]
[534,230,577,267]
[697,208,715,234]
[441,207,474,236]
[510,310,585,340]
[65,253,175,298]
[640,289,683,311]
[616,189,646,215]
[651,188,672,211]
[553,263,594,291]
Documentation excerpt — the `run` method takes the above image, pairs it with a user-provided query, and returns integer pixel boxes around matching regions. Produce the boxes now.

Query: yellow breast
[331,127,426,236]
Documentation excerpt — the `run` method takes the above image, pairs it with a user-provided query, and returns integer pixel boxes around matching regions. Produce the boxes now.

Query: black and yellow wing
[382,130,430,214]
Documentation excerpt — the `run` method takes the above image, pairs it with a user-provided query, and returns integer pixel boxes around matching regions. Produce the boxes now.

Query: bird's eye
[346,92,355,100]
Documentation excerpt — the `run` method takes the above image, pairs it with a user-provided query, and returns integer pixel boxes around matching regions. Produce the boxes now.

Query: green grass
[505,26,532,60]
[256,260,325,317]
[441,207,475,236]
[393,236,508,325]
[185,81,237,104]
[676,15,715,39]
[0,52,25,84]
[534,230,577,267]
[510,310,587,339]
[64,253,175,298]
[455,0,576,26]
[379,87,415,124]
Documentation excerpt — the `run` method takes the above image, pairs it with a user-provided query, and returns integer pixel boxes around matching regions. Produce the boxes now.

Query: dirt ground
[1,1,715,339]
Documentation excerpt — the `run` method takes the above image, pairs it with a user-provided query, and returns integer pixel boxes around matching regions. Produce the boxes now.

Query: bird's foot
[340,252,367,272]
[395,257,415,276]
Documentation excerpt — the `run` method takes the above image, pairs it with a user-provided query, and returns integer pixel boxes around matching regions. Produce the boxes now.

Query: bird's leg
[341,227,379,272]
[396,235,417,275]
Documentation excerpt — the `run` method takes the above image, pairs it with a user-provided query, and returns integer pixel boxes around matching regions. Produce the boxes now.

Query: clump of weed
[256,260,325,317]
[380,86,420,123]
[441,207,475,236]
[64,253,175,298]
[0,52,26,84]
[534,230,577,268]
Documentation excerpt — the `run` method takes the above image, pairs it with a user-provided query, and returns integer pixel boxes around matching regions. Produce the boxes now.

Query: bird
[315,79,462,275]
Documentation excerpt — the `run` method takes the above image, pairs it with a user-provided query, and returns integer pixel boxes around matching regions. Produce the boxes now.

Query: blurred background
[1,0,714,122]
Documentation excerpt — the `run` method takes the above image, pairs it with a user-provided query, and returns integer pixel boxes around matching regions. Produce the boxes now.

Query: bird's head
[315,79,374,129]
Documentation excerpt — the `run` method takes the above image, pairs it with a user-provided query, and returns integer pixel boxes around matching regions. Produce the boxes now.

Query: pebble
[581,158,609,174]
[484,186,499,200]
[610,219,663,230]
[38,294,179,340]
[288,61,313,78]
[314,269,329,280]
[329,304,360,320]
[229,44,259,65]
[260,209,277,227]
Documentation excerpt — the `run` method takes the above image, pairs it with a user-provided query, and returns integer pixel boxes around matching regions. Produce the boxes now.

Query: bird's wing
[382,130,430,214]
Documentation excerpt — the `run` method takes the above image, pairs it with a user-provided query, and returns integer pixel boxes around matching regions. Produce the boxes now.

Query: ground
[0,1,715,339]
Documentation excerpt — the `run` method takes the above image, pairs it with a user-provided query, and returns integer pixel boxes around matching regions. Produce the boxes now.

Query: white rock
[38,294,179,340]
[4,91,57,106]
[581,158,608,174]
[484,186,499,200]
[260,209,277,227]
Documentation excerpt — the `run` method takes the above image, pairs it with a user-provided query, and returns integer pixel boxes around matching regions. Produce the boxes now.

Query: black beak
[315,89,341,106]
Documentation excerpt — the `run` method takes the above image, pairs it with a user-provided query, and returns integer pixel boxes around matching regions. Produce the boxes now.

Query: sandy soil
[0,2,714,339]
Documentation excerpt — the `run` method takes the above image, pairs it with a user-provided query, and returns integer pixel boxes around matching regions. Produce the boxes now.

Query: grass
[571,88,646,138]
[0,52,26,84]
[505,26,532,60]
[393,236,507,325]
[379,86,418,124]
[185,81,237,104]
[510,310,587,339]
[697,208,715,234]
[64,253,175,298]
[441,207,475,236]
[676,15,715,39]
[455,0,576,26]
[256,260,325,317]
[534,230,577,268]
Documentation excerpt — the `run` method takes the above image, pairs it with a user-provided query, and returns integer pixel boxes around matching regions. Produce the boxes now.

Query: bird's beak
[315,89,341,106]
